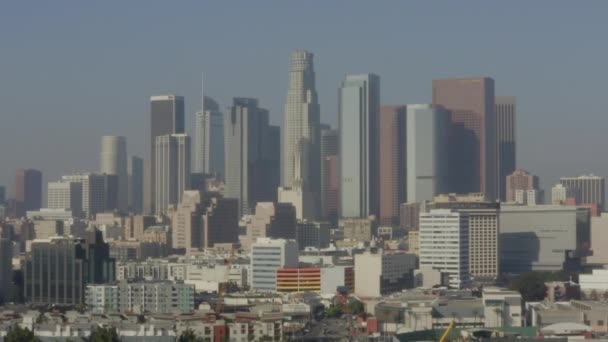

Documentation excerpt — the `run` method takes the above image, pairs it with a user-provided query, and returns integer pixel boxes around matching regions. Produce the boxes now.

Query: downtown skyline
[2,2,608,199]
[3,4,608,339]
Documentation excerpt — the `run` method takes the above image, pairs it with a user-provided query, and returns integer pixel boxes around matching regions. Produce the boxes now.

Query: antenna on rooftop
[201,72,204,113]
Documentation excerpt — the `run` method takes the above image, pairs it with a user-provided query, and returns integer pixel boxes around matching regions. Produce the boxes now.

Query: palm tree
[472,309,480,327]
[88,326,119,342]
[178,329,205,342]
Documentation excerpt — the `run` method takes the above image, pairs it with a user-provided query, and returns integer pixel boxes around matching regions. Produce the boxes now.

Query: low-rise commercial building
[342,217,376,242]
[482,287,523,328]
[354,249,416,298]
[579,269,608,293]
[86,281,195,314]
[250,238,298,292]
[276,268,321,293]
[275,266,353,294]
[528,300,608,333]
[499,204,590,273]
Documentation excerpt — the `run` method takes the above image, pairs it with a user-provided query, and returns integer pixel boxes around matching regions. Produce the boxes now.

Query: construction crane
[439,321,456,342]
[215,247,236,316]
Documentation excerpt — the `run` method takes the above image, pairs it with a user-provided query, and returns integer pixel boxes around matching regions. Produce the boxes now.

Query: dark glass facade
[24,229,114,305]
[149,96,185,213]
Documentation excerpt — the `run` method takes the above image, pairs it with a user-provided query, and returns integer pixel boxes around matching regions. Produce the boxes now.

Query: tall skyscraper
[62,173,109,218]
[560,175,605,210]
[102,173,119,212]
[129,156,144,214]
[495,96,516,201]
[400,202,422,231]
[100,136,128,211]
[0,186,5,205]
[551,183,572,205]
[406,104,450,203]
[432,77,496,200]
[15,168,42,215]
[339,74,380,218]
[47,180,83,216]
[194,96,225,176]
[379,106,407,227]
[155,134,191,215]
[245,202,295,249]
[320,128,339,223]
[506,169,540,203]
[224,98,274,217]
[0,225,11,304]
[278,186,314,221]
[171,190,203,252]
[148,95,185,213]
[202,196,239,248]
[268,125,281,203]
[282,51,321,198]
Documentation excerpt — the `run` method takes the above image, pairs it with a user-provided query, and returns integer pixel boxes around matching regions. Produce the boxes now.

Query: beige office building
[171,191,203,252]
[342,216,376,242]
[429,197,499,283]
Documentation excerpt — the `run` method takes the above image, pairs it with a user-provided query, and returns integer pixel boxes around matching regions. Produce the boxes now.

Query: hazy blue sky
[1,1,607,199]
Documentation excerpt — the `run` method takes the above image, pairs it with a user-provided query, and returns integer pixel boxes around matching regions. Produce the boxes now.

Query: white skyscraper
[195,96,224,176]
[406,104,450,203]
[61,173,106,218]
[339,74,380,218]
[47,181,83,216]
[560,175,605,209]
[100,136,128,211]
[282,50,321,217]
[419,209,470,288]
[155,134,191,215]
[551,183,569,205]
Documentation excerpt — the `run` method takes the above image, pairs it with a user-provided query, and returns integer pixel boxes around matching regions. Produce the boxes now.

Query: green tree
[88,326,119,342]
[178,328,205,342]
[511,272,548,302]
[348,300,365,315]
[5,326,40,342]
[327,305,343,318]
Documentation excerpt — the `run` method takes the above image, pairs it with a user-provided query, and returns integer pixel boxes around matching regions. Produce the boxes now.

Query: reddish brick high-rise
[379,106,407,227]
[432,77,496,200]
[14,168,42,216]
[506,169,540,202]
